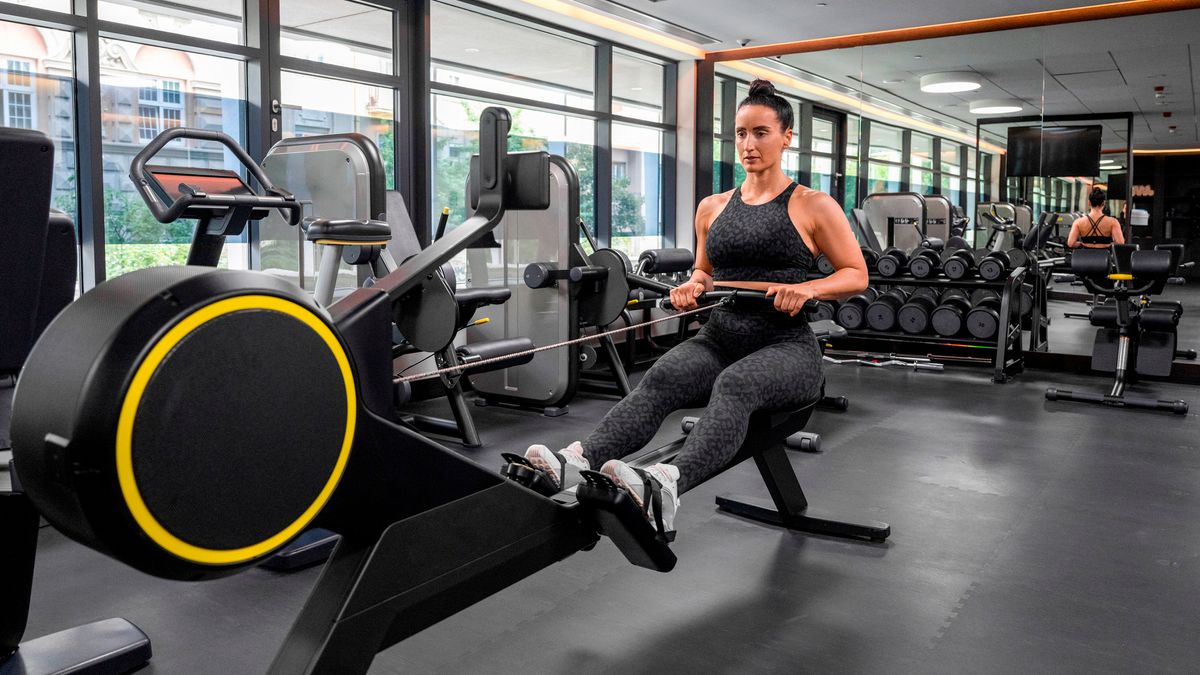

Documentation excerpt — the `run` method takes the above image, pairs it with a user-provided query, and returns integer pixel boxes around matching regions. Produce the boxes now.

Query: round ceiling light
[919,71,982,93]
[969,99,1024,114]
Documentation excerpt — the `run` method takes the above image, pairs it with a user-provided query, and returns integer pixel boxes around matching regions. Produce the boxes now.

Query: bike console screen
[144,165,253,204]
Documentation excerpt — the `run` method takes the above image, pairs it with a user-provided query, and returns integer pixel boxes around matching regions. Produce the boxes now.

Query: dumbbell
[836,287,878,330]
[815,253,835,275]
[860,247,879,269]
[942,247,977,280]
[876,248,909,278]
[682,416,820,452]
[930,289,974,336]
[897,288,939,334]
[806,300,838,322]
[908,248,942,279]
[865,288,910,331]
[977,247,1032,281]
[966,290,1003,339]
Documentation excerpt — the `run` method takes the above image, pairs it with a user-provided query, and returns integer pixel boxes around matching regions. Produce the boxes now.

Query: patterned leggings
[583,308,824,492]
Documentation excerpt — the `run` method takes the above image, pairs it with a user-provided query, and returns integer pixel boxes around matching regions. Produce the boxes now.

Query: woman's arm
[1110,218,1126,245]
[756,192,869,316]
[800,193,869,300]
[1067,219,1082,248]
[688,197,716,291]
[669,195,722,310]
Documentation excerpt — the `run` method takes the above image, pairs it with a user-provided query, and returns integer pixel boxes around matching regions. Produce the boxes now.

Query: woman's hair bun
[747,79,777,98]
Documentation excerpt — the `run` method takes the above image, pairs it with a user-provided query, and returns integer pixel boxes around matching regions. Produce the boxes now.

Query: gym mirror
[718,9,1198,367]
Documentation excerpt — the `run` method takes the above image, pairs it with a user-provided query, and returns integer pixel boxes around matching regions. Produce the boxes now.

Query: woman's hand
[669,280,706,311]
[765,283,816,316]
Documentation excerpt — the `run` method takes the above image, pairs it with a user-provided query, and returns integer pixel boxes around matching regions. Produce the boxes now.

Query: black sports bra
[1079,213,1114,247]
[707,182,813,284]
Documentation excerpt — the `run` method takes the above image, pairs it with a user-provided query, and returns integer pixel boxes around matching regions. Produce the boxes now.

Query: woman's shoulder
[696,190,735,229]
[788,184,841,215]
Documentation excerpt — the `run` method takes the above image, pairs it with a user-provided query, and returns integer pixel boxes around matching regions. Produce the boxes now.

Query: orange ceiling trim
[707,0,1200,61]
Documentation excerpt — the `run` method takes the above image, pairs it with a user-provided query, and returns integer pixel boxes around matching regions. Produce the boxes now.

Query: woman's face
[735,104,792,175]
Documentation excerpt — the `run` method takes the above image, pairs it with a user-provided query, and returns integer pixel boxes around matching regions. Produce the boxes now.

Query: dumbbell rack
[814,267,1027,383]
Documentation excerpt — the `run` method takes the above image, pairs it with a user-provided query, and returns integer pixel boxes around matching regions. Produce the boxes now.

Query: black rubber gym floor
[18,347,1199,673]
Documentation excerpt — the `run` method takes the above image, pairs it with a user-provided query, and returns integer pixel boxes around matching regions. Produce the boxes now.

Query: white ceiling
[757,10,1200,150]
[591,0,1133,50]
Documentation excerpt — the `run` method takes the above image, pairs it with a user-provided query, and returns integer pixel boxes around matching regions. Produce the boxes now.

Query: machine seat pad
[305,218,391,243]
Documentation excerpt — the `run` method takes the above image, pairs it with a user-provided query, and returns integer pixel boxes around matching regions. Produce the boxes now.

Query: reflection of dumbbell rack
[809,267,1027,383]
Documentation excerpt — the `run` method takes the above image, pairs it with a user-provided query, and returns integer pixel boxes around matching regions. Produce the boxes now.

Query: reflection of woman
[523,79,868,541]
[1068,187,1126,248]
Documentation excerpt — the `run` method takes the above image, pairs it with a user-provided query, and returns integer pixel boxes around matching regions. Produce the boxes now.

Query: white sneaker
[524,441,590,490]
[600,460,681,540]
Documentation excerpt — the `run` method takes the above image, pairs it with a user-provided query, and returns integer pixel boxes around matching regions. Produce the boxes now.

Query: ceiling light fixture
[464,48,480,53]
[920,71,982,93]
[969,99,1023,114]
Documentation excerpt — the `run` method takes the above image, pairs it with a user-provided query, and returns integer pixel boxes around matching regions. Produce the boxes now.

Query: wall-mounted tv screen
[1006,125,1102,177]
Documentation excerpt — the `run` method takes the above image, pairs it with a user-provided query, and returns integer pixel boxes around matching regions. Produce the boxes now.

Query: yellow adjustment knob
[442,207,450,215]
[471,317,490,326]
[1108,273,1133,281]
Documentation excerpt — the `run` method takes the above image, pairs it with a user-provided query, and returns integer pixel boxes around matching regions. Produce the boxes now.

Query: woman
[1068,187,1126,248]
[525,79,868,539]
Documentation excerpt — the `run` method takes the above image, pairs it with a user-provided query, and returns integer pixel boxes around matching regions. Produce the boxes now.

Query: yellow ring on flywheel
[115,294,356,566]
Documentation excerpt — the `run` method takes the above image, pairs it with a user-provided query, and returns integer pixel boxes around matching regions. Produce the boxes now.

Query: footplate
[575,470,677,573]
[499,453,559,497]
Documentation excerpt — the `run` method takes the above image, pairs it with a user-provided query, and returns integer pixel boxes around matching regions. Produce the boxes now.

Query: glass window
[612,49,663,123]
[811,117,834,154]
[259,74,395,291]
[867,161,902,194]
[810,155,833,194]
[99,40,246,279]
[135,78,182,140]
[4,58,35,128]
[940,173,962,206]
[431,93,595,235]
[783,149,800,183]
[712,138,721,193]
[844,115,860,215]
[279,71,395,189]
[431,3,594,110]
[844,160,858,216]
[713,78,724,132]
[910,133,933,169]
[966,151,978,219]
[280,0,393,74]
[6,0,70,10]
[940,142,962,175]
[2,21,76,227]
[98,0,243,44]
[868,122,902,163]
[611,123,662,258]
[911,169,934,195]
